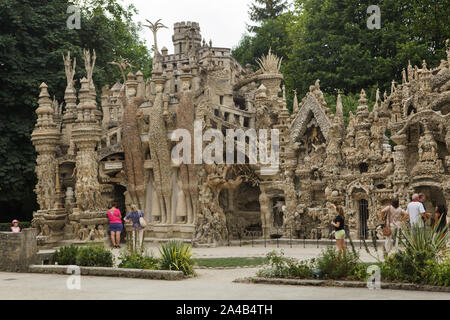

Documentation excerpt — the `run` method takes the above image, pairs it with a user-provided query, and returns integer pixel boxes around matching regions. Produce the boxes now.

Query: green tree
[0,0,152,221]
[284,0,448,97]
[248,0,289,32]
[233,13,294,70]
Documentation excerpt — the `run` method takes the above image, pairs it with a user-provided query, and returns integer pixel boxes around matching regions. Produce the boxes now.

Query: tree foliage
[233,0,449,113]
[0,0,152,221]
[247,0,289,32]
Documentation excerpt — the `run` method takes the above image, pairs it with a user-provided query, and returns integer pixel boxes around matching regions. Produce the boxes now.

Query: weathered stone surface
[31,21,450,247]
[0,229,37,272]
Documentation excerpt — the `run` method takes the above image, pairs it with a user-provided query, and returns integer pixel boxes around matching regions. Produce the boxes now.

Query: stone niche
[0,228,37,272]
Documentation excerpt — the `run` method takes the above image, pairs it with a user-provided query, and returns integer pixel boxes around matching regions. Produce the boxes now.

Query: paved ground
[1,245,449,300]
[1,268,449,300]
[112,243,384,263]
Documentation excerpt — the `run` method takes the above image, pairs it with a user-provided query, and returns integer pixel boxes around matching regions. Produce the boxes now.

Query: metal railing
[223,224,386,249]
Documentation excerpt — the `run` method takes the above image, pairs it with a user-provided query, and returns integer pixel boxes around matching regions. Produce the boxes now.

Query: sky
[123,0,254,53]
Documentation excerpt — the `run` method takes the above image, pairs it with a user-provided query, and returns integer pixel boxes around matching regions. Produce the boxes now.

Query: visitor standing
[330,203,346,253]
[379,199,408,253]
[418,193,428,225]
[435,204,448,235]
[107,203,123,248]
[10,220,21,232]
[406,194,431,232]
[124,204,147,250]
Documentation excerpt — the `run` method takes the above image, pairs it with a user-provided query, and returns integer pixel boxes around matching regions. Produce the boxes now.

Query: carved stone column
[72,78,104,212]
[31,83,60,211]
[391,134,409,206]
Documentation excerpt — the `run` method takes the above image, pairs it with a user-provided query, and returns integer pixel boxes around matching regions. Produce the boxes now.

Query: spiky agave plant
[399,223,449,262]
[159,241,195,276]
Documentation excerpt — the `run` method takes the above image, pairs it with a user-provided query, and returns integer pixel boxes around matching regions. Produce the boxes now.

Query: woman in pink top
[107,203,123,248]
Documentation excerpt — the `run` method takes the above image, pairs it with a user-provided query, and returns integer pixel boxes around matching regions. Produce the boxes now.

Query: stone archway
[346,180,372,239]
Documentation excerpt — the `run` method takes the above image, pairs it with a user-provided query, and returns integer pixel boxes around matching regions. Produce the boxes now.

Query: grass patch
[194,257,268,268]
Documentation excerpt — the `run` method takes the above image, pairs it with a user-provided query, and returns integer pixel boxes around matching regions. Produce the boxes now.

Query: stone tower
[172,21,202,56]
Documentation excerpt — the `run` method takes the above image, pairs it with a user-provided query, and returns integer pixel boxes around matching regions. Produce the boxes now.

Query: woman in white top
[379,199,409,253]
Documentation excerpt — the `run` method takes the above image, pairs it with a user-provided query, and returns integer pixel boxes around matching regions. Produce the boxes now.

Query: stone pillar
[101,85,111,128]
[136,70,145,98]
[391,134,409,206]
[72,78,104,212]
[31,83,60,211]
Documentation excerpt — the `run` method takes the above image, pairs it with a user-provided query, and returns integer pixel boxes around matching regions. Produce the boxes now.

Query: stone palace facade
[31,21,450,246]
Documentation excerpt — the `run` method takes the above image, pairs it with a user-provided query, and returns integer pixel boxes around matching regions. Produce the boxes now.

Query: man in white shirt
[406,193,431,230]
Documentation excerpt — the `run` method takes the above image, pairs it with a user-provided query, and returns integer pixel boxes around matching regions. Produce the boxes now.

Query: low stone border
[28,265,184,281]
[233,277,450,293]
[194,265,265,270]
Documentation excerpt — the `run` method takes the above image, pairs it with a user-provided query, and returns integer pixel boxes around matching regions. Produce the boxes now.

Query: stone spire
[83,49,97,100]
[407,60,413,82]
[35,83,54,127]
[391,80,396,95]
[292,89,299,114]
[135,70,145,98]
[373,88,380,120]
[336,93,343,117]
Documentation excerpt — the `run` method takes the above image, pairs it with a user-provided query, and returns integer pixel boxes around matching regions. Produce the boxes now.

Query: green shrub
[257,250,313,279]
[382,249,434,283]
[118,251,159,270]
[75,245,114,267]
[423,257,450,287]
[379,224,449,286]
[159,241,195,276]
[315,247,359,280]
[53,245,79,265]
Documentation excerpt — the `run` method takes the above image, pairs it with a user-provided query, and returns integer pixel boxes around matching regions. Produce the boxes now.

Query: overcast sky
[123,0,254,53]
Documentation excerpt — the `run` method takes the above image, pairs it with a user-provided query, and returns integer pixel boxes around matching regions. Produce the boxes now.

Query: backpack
[138,210,147,228]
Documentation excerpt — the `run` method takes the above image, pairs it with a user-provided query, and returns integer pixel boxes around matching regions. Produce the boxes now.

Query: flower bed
[52,240,196,277]
[256,225,450,288]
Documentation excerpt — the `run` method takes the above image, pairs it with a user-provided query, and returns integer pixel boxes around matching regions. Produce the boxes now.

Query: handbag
[382,206,392,236]
[138,211,147,228]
